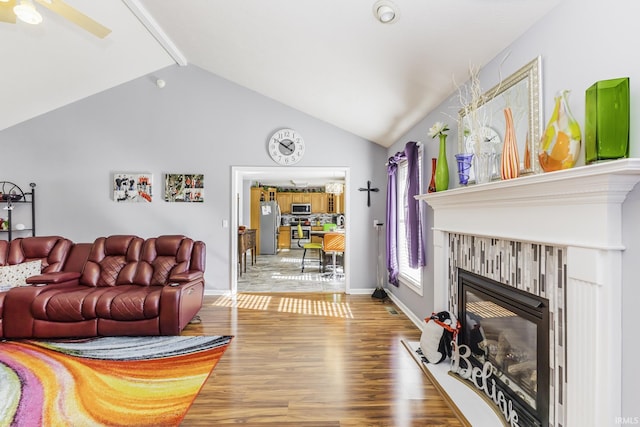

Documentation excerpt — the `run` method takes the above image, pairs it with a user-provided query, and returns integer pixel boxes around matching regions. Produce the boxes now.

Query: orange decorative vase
[428,158,437,193]
[538,90,582,172]
[500,107,520,180]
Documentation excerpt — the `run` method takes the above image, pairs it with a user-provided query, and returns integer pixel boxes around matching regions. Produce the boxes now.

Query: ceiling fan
[0,0,111,38]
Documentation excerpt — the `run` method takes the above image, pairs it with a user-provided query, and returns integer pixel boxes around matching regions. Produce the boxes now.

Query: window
[396,154,423,295]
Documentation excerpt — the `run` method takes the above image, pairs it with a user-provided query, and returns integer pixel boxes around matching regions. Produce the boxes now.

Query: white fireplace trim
[416,159,640,427]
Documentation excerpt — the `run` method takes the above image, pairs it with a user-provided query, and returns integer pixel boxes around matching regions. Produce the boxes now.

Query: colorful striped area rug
[0,335,232,426]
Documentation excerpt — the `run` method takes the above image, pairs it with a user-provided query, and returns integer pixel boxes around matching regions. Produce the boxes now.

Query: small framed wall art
[113,172,152,202]
[164,174,204,202]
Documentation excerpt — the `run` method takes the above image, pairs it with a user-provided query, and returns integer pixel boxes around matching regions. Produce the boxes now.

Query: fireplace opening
[457,269,550,427]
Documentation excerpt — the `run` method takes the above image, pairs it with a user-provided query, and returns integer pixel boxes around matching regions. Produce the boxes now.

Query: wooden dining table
[309,229,345,236]
[238,229,256,276]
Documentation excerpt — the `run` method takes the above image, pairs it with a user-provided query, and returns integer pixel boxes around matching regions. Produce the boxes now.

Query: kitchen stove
[285,216,311,226]
[291,224,311,246]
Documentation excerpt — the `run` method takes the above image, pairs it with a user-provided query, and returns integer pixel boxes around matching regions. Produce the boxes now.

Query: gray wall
[0,64,388,293]
[388,0,640,417]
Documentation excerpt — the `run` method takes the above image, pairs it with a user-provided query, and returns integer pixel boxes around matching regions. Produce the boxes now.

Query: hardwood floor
[181,293,463,426]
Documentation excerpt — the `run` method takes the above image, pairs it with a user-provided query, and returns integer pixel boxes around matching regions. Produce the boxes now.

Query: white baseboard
[346,287,376,295]
[204,289,230,296]
[385,290,425,332]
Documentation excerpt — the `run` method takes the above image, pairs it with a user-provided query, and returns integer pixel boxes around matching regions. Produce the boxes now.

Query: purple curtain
[386,151,404,286]
[405,141,426,269]
[386,141,425,287]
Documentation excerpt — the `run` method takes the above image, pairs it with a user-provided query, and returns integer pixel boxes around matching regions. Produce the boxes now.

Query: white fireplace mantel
[416,158,640,427]
[417,158,640,250]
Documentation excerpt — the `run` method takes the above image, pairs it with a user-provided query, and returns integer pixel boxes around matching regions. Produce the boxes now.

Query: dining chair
[297,223,323,272]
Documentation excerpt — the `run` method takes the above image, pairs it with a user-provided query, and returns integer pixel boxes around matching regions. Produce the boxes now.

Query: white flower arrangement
[456,64,502,153]
[428,121,450,139]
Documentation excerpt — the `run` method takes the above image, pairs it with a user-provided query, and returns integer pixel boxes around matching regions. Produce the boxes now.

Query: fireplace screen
[458,269,549,426]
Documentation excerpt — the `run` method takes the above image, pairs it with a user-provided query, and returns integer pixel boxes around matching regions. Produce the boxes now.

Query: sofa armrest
[168,270,203,283]
[26,271,81,285]
[159,279,204,334]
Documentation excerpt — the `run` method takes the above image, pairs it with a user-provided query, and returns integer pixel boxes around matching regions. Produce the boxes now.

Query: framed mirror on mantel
[458,56,543,180]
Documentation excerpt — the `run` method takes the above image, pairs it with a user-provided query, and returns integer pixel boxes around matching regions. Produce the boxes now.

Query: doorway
[231,166,351,294]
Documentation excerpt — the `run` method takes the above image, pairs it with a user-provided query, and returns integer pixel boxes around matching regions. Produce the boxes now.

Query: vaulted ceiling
[1,0,560,147]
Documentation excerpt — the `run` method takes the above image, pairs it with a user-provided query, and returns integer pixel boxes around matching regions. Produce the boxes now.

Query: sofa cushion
[142,236,194,285]
[31,285,162,322]
[31,286,105,322]
[94,285,162,320]
[7,236,72,273]
[0,260,42,288]
[80,236,143,287]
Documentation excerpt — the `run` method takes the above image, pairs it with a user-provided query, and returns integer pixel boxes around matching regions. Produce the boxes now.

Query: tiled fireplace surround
[416,159,640,427]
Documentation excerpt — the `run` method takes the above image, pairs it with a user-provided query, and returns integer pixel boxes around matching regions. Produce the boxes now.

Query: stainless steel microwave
[291,203,311,215]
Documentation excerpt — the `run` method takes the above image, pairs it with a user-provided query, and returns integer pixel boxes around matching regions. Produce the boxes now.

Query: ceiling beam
[121,0,187,66]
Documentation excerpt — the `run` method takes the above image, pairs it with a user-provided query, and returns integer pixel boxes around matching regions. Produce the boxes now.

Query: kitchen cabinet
[310,226,324,244]
[277,193,292,213]
[327,193,344,213]
[291,193,311,204]
[310,193,327,213]
[278,226,291,249]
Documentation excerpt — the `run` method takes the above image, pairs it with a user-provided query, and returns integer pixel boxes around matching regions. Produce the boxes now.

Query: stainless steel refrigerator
[259,200,280,255]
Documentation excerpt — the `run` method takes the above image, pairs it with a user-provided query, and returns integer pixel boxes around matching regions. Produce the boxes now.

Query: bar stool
[322,232,344,280]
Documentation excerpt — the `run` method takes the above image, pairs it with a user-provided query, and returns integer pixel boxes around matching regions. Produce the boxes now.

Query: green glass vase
[585,77,630,164]
[435,134,449,191]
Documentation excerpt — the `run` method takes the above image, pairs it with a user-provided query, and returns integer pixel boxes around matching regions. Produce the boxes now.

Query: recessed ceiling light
[373,0,398,24]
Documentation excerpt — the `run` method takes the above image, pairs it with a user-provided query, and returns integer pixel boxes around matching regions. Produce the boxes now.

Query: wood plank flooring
[181,293,462,426]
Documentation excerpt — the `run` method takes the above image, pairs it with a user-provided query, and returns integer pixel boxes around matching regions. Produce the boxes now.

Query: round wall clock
[464,126,501,153]
[268,128,305,165]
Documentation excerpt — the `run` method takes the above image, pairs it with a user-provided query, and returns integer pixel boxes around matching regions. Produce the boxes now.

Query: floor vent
[385,306,398,315]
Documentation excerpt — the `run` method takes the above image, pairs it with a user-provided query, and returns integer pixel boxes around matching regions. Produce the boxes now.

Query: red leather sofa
[0,234,205,338]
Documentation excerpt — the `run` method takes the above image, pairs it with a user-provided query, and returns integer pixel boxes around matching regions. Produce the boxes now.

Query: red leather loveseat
[0,234,205,339]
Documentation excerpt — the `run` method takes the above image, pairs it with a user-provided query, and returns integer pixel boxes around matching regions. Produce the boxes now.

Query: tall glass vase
[435,134,449,191]
[585,77,630,164]
[538,90,582,172]
[500,107,520,180]
[428,158,437,193]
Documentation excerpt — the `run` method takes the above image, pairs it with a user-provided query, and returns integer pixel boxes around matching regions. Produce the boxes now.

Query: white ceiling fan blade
[0,0,18,23]
[34,0,111,38]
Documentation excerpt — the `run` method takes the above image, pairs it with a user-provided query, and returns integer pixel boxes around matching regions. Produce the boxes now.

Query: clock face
[465,126,501,153]
[268,128,305,165]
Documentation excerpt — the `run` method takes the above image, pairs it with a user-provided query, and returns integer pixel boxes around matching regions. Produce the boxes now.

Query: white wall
[0,64,388,294]
[389,0,640,417]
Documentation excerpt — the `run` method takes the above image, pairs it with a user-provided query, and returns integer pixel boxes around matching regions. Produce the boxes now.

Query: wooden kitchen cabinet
[291,193,311,204]
[310,193,327,213]
[335,193,344,213]
[278,226,291,249]
[277,193,292,213]
[310,226,323,244]
[327,193,344,213]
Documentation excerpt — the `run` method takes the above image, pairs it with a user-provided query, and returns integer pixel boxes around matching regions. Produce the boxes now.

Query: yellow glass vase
[538,90,582,172]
